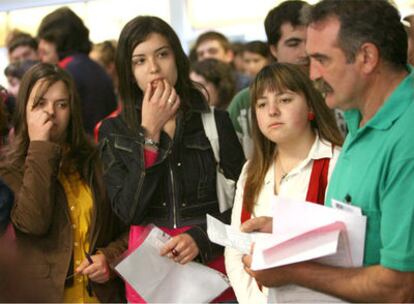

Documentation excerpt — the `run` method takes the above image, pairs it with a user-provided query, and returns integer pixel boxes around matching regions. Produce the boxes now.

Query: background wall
[0,0,413,86]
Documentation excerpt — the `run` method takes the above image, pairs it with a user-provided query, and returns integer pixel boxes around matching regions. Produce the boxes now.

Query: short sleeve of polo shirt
[380,154,414,271]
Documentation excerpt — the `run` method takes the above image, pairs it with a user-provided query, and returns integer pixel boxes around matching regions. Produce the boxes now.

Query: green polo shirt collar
[345,65,414,133]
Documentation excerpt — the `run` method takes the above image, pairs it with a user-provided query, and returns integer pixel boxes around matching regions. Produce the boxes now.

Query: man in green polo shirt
[240,0,414,301]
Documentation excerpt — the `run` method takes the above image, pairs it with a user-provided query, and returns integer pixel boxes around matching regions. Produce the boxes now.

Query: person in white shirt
[225,63,343,303]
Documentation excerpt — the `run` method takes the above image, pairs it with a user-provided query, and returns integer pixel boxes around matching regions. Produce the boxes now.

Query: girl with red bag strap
[225,63,343,303]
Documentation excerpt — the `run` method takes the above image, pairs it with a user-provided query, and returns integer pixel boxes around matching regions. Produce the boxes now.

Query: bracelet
[144,137,160,149]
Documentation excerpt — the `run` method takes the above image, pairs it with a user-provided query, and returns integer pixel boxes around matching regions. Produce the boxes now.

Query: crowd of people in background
[1,0,414,302]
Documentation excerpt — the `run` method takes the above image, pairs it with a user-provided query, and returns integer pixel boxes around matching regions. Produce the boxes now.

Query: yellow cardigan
[60,171,99,303]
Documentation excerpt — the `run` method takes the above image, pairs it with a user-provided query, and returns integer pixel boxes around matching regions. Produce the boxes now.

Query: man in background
[37,7,117,135]
[7,31,39,63]
[227,0,312,158]
[194,31,251,92]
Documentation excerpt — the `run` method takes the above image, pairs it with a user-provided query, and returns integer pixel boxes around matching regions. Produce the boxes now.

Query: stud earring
[308,112,315,121]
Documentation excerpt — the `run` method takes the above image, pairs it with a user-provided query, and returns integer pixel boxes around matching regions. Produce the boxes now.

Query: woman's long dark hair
[116,15,205,133]
[1,63,96,180]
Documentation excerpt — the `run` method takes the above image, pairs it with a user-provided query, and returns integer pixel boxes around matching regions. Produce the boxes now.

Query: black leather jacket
[98,96,245,262]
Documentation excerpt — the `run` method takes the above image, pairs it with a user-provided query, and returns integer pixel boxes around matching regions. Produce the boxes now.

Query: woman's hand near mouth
[141,79,180,141]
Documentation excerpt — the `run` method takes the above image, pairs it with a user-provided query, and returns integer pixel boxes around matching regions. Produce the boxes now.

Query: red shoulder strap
[93,106,122,143]
[306,157,330,205]
[240,182,252,223]
[240,206,251,223]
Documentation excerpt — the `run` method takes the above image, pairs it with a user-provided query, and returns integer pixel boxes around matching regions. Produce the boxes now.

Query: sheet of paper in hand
[206,214,272,254]
[115,225,229,303]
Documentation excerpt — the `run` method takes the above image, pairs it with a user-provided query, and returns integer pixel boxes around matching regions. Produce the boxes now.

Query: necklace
[277,155,288,182]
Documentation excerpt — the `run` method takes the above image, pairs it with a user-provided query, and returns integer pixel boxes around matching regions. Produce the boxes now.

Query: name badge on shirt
[331,199,362,216]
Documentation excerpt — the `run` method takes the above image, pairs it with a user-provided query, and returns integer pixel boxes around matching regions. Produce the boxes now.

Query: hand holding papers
[206,214,271,254]
[115,225,229,303]
[263,198,367,303]
[251,197,366,271]
[207,199,366,303]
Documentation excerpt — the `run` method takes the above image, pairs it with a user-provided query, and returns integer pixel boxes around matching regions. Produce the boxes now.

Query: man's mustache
[314,79,334,97]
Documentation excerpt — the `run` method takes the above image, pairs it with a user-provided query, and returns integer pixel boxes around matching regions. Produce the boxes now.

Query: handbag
[201,107,235,213]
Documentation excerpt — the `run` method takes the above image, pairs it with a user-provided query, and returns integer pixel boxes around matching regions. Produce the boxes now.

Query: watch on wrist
[144,137,160,149]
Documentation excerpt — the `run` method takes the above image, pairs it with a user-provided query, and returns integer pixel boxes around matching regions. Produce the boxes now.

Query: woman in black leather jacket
[97,16,245,302]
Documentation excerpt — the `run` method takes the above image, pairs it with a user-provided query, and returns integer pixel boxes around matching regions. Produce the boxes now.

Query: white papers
[253,222,346,270]
[251,197,366,271]
[115,225,229,303]
[251,197,365,303]
[207,214,271,254]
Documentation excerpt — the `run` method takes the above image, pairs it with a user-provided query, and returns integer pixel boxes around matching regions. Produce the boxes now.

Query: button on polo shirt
[326,66,414,272]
